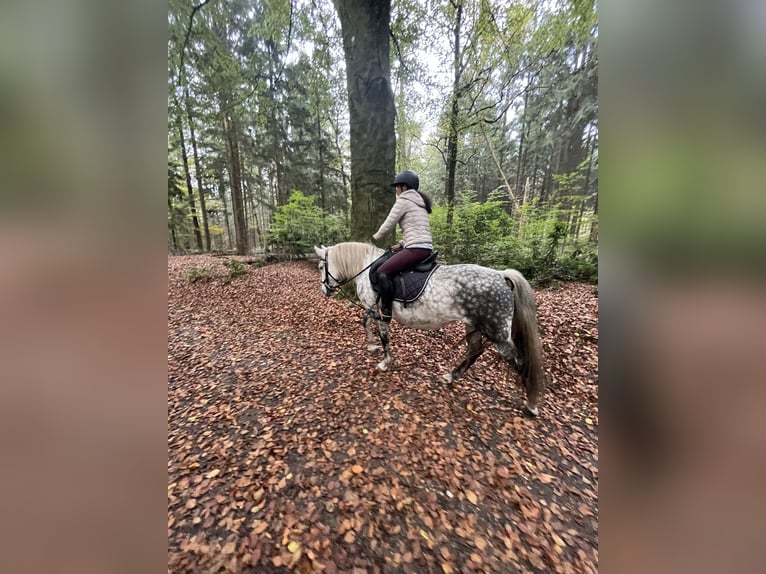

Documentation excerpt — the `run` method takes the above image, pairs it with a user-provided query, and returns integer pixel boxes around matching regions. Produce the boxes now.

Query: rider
[371,170,433,322]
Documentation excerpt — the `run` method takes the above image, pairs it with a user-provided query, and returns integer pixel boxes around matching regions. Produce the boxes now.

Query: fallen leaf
[167,260,599,574]
[352,465,364,474]
[251,520,268,535]
[222,541,235,555]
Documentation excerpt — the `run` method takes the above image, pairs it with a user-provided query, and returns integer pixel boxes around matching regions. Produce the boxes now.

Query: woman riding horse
[371,170,433,322]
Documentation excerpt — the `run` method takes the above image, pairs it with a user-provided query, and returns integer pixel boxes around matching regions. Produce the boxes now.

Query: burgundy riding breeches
[377,248,432,277]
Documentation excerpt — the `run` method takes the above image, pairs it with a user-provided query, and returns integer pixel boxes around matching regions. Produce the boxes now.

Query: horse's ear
[314,245,325,258]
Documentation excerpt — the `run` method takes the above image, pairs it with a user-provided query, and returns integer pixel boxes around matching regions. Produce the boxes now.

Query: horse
[313,242,546,416]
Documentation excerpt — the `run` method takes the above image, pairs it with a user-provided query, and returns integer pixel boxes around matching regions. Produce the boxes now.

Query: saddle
[369,250,439,306]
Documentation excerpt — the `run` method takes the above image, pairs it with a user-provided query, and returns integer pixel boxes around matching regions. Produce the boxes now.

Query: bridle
[319,249,376,296]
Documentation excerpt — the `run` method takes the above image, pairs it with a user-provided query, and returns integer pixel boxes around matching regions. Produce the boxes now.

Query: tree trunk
[174,97,203,251]
[396,64,407,168]
[315,103,326,210]
[444,0,463,258]
[333,0,396,242]
[218,170,233,251]
[221,98,248,255]
[184,87,211,251]
[515,86,530,207]
[168,195,179,252]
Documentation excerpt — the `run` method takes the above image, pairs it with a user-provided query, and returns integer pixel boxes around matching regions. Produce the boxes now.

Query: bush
[430,192,597,284]
[223,258,247,280]
[187,266,213,283]
[555,245,599,282]
[267,191,348,257]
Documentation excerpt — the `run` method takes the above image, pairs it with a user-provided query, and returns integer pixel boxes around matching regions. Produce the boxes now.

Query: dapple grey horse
[314,242,545,416]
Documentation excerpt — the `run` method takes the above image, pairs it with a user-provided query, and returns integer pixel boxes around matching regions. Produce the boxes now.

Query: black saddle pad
[369,250,439,304]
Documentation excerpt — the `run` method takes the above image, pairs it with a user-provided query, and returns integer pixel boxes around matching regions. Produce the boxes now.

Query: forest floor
[168,255,598,574]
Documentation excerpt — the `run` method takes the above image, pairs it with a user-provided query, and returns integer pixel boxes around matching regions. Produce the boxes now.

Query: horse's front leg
[375,319,393,371]
[362,312,382,352]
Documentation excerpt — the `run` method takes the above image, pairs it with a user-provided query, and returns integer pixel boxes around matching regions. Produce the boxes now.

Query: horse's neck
[337,243,380,278]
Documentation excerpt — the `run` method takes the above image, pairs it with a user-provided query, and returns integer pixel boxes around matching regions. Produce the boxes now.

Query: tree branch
[180,0,215,74]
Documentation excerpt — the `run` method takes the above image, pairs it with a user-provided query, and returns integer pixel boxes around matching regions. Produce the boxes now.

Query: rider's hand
[390,244,401,250]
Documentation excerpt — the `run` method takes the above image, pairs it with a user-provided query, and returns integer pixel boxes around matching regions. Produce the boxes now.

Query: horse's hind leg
[496,339,539,417]
[442,326,484,384]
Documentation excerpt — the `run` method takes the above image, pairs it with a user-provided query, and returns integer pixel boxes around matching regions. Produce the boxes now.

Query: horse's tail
[502,269,545,413]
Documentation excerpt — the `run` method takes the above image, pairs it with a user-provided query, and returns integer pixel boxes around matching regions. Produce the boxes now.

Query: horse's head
[314,244,338,296]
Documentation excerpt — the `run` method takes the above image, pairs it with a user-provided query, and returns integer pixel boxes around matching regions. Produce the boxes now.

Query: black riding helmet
[390,170,419,190]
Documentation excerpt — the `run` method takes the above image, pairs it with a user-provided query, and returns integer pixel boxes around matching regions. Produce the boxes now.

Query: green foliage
[431,193,597,284]
[223,258,247,280]
[187,266,214,284]
[267,191,349,257]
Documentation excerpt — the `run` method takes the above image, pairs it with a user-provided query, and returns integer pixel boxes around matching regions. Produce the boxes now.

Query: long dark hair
[417,191,433,214]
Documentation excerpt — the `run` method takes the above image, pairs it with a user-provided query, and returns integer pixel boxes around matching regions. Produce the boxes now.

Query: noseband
[320,251,376,295]
[320,256,345,294]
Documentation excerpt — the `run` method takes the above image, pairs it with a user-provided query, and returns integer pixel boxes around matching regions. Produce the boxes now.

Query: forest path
[168,256,598,574]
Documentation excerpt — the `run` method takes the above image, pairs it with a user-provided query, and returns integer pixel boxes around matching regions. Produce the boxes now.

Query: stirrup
[365,308,391,322]
[365,308,383,320]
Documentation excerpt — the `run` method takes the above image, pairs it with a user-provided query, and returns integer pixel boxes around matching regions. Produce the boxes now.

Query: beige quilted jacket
[372,189,432,247]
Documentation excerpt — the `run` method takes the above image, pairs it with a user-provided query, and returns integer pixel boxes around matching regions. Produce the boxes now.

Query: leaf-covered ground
[168,256,598,573]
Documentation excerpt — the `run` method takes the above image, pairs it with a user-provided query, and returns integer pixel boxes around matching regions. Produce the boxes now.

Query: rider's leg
[377,272,394,322]
[376,248,432,322]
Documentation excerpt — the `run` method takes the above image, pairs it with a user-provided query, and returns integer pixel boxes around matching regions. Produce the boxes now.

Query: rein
[320,253,377,296]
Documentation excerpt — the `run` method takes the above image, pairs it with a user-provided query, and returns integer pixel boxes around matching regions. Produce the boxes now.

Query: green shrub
[187,266,213,283]
[555,245,599,282]
[267,191,348,257]
[430,192,597,284]
[223,258,247,279]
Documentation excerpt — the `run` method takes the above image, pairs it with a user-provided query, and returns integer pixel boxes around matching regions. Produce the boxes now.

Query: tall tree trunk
[173,96,203,251]
[396,64,407,168]
[168,195,179,252]
[515,86,530,205]
[481,125,516,213]
[315,102,326,210]
[328,110,350,218]
[444,0,463,258]
[267,40,287,206]
[218,170,233,251]
[184,87,211,251]
[221,98,248,255]
[333,0,396,242]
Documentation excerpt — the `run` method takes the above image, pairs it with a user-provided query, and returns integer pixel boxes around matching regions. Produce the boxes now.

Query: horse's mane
[330,242,379,279]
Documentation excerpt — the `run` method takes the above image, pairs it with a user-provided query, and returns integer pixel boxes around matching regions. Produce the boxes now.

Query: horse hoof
[368,344,382,352]
[523,404,539,417]
[376,361,389,371]
[441,373,453,384]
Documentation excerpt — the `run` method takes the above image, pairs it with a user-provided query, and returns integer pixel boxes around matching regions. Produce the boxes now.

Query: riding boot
[377,272,394,322]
